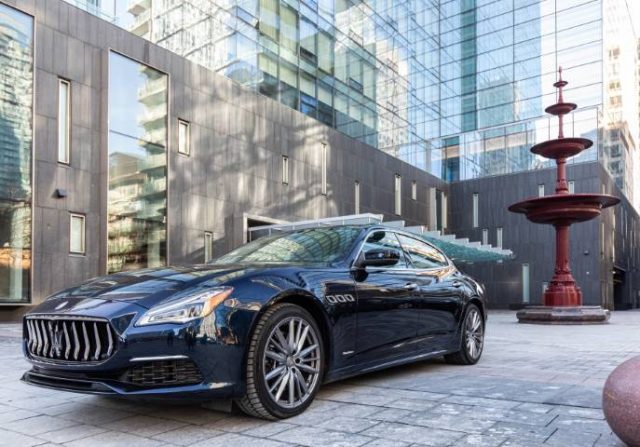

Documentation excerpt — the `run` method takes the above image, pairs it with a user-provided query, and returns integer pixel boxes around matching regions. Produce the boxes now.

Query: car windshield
[211,226,363,265]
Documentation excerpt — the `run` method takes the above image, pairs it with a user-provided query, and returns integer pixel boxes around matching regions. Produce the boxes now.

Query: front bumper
[22,298,255,400]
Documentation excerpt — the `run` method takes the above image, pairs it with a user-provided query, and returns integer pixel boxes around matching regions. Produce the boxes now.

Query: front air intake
[25,316,118,363]
[122,359,203,387]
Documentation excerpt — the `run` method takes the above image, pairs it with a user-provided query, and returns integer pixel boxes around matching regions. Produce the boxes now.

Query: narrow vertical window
[354,181,360,214]
[411,180,417,200]
[568,180,575,193]
[538,184,545,197]
[522,264,530,304]
[282,155,289,184]
[482,228,488,245]
[69,213,85,255]
[58,79,71,163]
[496,227,503,249]
[394,174,402,215]
[441,192,448,230]
[472,193,479,228]
[178,119,190,155]
[321,143,327,195]
[601,221,605,259]
[204,231,213,262]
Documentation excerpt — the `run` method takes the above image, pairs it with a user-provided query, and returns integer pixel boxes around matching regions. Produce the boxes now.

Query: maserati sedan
[22,225,486,420]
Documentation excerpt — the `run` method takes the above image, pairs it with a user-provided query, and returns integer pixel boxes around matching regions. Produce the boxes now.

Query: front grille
[25,316,118,363]
[122,360,203,387]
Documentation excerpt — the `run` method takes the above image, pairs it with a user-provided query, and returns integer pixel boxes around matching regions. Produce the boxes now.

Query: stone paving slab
[1,311,639,446]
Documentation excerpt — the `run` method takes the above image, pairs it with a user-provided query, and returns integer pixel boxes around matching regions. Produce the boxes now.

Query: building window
[472,193,479,228]
[108,52,168,273]
[601,221,605,259]
[321,144,327,195]
[0,4,34,303]
[441,192,448,230]
[178,119,190,155]
[482,228,488,245]
[522,264,530,304]
[568,180,575,193]
[58,79,71,164]
[69,214,86,254]
[204,232,213,262]
[538,184,545,197]
[411,181,417,200]
[282,155,289,184]
[394,174,402,215]
[354,181,360,214]
[496,227,503,249]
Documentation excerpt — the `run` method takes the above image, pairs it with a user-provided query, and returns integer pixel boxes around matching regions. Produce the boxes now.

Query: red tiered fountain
[508,68,620,324]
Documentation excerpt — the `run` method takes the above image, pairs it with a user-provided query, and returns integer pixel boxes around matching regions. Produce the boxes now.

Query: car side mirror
[359,248,401,267]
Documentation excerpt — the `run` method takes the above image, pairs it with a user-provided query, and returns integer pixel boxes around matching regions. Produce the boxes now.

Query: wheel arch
[468,296,486,321]
[246,291,333,378]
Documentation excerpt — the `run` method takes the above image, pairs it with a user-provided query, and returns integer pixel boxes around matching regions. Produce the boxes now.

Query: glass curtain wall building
[0,4,33,302]
[65,0,640,201]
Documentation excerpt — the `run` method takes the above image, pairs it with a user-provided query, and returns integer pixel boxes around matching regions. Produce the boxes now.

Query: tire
[235,303,324,420]
[444,303,484,365]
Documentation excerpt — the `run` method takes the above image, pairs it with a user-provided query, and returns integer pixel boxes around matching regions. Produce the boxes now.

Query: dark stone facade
[448,162,640,310]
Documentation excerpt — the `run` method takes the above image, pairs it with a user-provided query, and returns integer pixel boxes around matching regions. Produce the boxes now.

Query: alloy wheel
[262,316,321,409]
[465,307,484,360]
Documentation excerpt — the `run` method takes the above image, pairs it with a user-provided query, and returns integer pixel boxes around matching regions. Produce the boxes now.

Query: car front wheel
[236,303,324,420]
[444,303,484,365]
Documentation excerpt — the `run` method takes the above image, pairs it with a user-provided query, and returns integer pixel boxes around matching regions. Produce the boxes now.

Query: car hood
[45,264,262,310]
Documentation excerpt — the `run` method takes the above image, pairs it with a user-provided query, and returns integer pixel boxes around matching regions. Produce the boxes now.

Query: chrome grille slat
[72,322,80,360]
[33,320,42,355]
[26,320,35,352]
[48,321,55,357]
[63,321,71,360]
[106,325,114,357]
[93,322,101,361]
[24,316,117,364]
[40,320,49,356]
[82,322,90,361]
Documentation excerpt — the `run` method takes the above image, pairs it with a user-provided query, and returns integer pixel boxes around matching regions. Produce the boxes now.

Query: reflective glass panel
[108,52,167,273]
[0,4,32,302]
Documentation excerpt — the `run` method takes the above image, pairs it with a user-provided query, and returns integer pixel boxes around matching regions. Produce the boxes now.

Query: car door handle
[403,283,418,291]
[452,280,463,288]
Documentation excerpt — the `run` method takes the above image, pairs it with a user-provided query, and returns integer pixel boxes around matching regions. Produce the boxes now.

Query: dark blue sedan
[22,224,486,419]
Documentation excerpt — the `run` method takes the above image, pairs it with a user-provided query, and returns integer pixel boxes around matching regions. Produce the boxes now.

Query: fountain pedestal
[508,69,619,325]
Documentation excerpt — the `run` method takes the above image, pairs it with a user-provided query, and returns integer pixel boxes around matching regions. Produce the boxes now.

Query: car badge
[51,323,63,357]
[55,301,68,311]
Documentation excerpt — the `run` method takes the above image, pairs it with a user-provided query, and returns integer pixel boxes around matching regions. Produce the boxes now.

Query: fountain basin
[530,137,592,159]
[508,194,620,225]
[545,101,577,116]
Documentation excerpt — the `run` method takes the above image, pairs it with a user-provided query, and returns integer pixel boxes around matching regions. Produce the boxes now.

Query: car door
[395,234,463,350]
[353,230,419,364]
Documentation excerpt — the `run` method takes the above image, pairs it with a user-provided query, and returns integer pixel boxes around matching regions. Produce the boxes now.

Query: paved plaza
[0,311,638,447]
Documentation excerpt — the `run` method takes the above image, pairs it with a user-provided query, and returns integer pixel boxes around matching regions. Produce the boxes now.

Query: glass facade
[108,52,168,273]
[72,1,639,200]
[0,4,33,302]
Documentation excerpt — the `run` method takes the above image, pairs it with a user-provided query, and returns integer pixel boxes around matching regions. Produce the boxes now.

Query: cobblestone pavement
[1,311,638,447]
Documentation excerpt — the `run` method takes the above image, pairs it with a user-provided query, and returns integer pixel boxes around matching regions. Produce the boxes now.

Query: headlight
[136,287,233,326]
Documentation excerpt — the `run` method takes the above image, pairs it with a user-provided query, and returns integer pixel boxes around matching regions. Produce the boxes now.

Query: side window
[361,231,409,269]
[396,234,448,269]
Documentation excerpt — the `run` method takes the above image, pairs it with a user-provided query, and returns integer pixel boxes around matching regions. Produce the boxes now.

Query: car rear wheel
[236,303,324,420]
[444,303,484,365]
